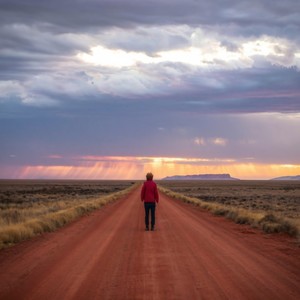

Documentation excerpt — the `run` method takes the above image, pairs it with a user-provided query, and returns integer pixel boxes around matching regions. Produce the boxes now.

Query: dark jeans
[144,202,156,228]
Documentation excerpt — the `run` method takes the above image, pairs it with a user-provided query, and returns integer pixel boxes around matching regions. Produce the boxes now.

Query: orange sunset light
[14,156,300,180]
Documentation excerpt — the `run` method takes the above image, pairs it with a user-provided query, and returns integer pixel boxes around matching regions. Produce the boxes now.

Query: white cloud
[1,23,300,107]
[77,43,250,69]
[0,80,24,101]
[77,46,154,67]
[194,137,228,146]
[77,28,300,71]
[194,137,206,145]
[211,138,228,146]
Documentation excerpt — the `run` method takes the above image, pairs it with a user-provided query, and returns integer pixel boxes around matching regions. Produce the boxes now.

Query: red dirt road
[0,186,299,300]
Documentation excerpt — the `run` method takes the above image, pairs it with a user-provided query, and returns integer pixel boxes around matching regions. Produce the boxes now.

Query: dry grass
[0,180,137,249]
[158,181,300,239]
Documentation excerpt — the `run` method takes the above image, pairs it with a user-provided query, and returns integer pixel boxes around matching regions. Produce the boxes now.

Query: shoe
[145,227,149,231]
[151,226,155,231]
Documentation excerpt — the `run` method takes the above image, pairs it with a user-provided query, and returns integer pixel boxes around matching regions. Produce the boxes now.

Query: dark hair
[146,172,153,180]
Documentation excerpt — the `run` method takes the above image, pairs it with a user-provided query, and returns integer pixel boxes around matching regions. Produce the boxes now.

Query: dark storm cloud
[0,24,87,55]
[175,64,300,114]
[1,59,299,114]
[1,0,299,78]
[0,22,92,81]
[101,62,300,114]
[0,0,299,38]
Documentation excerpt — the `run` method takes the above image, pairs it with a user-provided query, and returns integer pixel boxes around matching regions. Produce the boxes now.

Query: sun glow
[77,45,243,68]
[77,46,154,67]
[2,156,300,180]
[242,39,286,57]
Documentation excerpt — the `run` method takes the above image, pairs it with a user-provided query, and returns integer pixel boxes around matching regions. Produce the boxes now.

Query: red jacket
[141,180,159,203]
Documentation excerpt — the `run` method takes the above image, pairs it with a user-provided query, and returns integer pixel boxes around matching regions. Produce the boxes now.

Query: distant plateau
[161,174,240,180]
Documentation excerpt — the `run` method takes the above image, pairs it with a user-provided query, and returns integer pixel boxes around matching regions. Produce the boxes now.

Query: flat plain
[0,180,135,222]
[0,180,135,248]
[158,180,300,219]
[158,180,300,236]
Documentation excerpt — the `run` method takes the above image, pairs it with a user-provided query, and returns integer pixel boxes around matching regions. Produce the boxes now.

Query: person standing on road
[141,172,159,231]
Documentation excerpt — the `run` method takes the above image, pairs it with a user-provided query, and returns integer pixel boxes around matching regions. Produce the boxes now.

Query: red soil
[0,186,299,300]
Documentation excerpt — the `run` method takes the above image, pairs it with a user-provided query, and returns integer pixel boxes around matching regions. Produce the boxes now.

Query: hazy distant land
[271,175,300,180]
[162,174,300,181]
[161,174,239,180]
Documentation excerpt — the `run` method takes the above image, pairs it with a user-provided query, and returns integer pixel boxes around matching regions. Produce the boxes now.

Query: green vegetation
[158,181,300,239]
[0,180,137,249]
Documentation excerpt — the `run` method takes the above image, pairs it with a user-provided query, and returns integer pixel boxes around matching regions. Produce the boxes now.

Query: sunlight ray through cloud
[2,156,299,180]
[77,33,298,70]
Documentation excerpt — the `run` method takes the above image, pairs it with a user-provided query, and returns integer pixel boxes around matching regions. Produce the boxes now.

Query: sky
[0,0,300,180]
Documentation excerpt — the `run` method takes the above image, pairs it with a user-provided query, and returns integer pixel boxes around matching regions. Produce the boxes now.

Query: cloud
[77,33,300,69]
[194,137,227,146]
[99,25,190,53]
[1,0,300,180]
[1,2,299,112]
[47,154,63,159]
[211,138,228,146]
[1,1,299,39]
[194,137,206,146]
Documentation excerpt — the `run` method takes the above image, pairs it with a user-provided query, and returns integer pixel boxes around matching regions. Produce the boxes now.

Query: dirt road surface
[0,186,299,300]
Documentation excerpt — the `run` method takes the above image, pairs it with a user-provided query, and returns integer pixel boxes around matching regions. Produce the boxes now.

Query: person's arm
[141,183,145,202]
[154,183,159,203]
